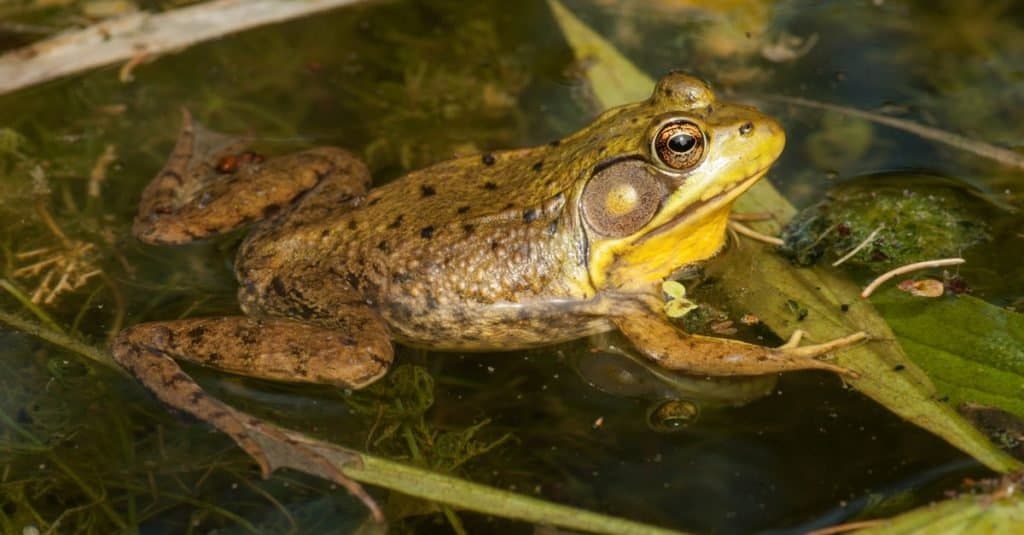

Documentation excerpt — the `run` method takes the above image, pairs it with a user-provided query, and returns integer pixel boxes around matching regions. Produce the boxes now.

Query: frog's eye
[582,160,662,237]
[653,120,705,171]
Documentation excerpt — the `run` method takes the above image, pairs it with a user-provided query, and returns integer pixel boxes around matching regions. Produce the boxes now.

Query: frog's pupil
[668,133,695,153]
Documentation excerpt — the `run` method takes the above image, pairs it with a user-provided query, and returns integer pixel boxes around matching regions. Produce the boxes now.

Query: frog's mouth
[637,166,768,243]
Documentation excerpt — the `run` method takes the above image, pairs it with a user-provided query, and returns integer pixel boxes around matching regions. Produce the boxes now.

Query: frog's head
[566,72,784,291]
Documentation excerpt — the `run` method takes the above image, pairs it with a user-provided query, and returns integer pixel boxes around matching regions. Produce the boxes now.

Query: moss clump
[780,175,993,271]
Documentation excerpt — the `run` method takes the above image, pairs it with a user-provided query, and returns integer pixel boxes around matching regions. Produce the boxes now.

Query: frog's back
[234,147,601,348]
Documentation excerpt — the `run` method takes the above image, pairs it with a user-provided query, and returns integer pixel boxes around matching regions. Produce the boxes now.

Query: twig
[832,224,884,267]
[728,221,784,246]
[764,94,1024,171]
[0,0,371,96]
[860,258,965,298]
[88,144,118,198]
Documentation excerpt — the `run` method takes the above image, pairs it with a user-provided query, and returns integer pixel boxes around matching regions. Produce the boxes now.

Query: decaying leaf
[897,278,945,298]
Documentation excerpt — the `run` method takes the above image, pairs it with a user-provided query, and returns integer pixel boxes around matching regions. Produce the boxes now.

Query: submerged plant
[780,175,993,271]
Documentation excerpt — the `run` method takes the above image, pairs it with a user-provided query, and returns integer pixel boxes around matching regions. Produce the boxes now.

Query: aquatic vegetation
[780,178,993,271]
[2,0,1024,533]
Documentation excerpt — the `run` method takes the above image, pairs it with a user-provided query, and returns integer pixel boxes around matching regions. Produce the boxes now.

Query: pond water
[1,0,1022,533]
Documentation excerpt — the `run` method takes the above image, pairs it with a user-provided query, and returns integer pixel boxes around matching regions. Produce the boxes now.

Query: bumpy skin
[112,74,866,510]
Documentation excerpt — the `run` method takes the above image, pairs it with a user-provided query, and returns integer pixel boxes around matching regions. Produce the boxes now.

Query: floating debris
[897,278,945,298]
[861,258,965,298]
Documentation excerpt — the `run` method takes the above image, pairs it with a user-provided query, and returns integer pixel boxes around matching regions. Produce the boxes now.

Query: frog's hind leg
[111,314,392,520]
[133,109,371,245]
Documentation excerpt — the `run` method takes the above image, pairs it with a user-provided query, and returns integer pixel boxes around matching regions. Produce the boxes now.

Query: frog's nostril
[739,122,754,136]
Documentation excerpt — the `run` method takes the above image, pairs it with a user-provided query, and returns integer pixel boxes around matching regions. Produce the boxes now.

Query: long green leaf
[860,493,1024,534]
[874,290,1024,419]
[546,0,1020,473]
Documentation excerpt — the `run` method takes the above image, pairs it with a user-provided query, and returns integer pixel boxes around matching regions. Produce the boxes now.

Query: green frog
[113,73,866,514]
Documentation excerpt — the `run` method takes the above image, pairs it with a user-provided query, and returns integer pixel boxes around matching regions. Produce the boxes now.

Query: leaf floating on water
[872,289,1024,421]
[896,278,945,298]
[854,489,1024,535]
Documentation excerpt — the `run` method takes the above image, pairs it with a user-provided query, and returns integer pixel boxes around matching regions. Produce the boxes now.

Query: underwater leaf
[547,0,1021,472]
[858,494,1024,535]
[872,290,1024,419]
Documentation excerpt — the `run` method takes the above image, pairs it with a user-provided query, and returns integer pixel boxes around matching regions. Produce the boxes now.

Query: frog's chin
[639,168,767,242]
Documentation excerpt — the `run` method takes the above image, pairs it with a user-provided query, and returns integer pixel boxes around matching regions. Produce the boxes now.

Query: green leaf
[662,280,687,300]
[873,290,1024,419]
[859,494,1024,535]
[545,0,652,109]
[546,0,1021,473]
[664,298,698,319]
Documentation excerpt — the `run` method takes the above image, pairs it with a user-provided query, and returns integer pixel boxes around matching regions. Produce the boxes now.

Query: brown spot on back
[262,204,281,218]
[270,276,287,297]
[186,326,207,343]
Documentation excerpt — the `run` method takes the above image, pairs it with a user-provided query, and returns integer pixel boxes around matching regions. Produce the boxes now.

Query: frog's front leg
[133,109,370,245]
[111,313,392,519]
[612,297,867,377]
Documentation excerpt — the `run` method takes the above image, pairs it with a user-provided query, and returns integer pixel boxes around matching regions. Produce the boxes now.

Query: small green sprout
[662,280,698,318]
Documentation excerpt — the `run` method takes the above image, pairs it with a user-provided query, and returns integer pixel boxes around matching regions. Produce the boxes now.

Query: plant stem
[0,279,64,334]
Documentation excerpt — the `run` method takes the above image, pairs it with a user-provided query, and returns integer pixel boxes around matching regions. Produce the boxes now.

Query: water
[0,0,1021,533]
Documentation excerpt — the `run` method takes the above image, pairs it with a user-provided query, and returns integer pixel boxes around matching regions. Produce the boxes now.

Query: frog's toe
[771,331,869,378]
[777,331,869,358]
[779,329,808,349]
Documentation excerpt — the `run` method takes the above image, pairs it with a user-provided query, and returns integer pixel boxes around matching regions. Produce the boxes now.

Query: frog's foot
[133,109,371,245]
[778,329,807,349]
[111,316,393,521]
[614,308,868,377]
[231,407,384,522]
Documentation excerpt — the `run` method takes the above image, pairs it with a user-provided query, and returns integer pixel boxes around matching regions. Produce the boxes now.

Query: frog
[112,73,867,515]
